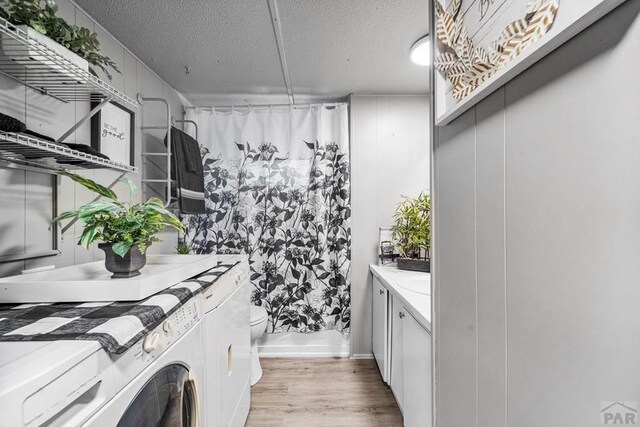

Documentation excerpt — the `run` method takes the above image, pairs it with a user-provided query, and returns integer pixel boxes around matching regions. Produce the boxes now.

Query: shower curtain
[182,104,350,334]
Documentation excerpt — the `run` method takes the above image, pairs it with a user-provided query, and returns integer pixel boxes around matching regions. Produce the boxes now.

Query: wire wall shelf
[0,17,138,106]
[0,131,138,173]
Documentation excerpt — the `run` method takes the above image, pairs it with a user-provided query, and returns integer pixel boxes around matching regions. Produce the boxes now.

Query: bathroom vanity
[370,264,431,427]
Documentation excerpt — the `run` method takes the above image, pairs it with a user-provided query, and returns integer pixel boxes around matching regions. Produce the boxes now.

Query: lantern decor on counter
[378,227,397,266]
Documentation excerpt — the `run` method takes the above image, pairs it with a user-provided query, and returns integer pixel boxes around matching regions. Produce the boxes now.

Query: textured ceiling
[74,0,429,98]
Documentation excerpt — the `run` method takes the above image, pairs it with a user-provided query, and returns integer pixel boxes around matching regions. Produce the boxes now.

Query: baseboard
[350,353,374,359]
[258,347,350,358]
[257,330,350,358]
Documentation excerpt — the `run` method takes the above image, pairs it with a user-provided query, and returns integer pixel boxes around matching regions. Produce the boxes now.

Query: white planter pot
[1,25,89,79]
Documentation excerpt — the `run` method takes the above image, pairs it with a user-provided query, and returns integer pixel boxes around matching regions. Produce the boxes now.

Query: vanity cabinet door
[372,277,390,383]
[402,309,432,427]
[390,295,404,412]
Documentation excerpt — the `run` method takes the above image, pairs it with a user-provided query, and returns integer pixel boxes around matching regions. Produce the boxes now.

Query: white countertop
[370,263,431,332]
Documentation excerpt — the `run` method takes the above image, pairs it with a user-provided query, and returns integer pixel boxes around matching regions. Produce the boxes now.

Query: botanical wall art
[435,0,559,102]
[434,0,629,125]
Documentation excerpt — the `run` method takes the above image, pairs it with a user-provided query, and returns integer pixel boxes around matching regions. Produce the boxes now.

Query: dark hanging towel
[165,127,206,214]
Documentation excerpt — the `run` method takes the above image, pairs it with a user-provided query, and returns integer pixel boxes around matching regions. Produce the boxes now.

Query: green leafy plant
[0,0,121,78]
[176,241,190,255]
[391,192,431,260]
[53,173,184,258]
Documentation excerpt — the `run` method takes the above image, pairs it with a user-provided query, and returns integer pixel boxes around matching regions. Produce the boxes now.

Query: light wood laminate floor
[246,358,403,427]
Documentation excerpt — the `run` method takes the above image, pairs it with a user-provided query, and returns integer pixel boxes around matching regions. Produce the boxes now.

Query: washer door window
[117,364,198,427]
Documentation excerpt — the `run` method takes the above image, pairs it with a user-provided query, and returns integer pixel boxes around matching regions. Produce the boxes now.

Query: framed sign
[91,100,135,166]
[434,0,629,125]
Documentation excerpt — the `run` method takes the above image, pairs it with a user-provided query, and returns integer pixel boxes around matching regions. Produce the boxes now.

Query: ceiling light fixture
[410,35,430,66]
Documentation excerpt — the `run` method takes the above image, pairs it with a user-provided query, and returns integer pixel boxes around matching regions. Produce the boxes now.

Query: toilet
[249,305,268,385]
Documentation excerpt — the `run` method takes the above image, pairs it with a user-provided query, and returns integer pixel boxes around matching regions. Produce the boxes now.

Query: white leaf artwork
[435,0,559,102]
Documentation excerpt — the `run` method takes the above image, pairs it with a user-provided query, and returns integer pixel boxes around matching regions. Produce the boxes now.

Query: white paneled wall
[0,0,184,277]
[350,95,430,357]
[434,2,640,426]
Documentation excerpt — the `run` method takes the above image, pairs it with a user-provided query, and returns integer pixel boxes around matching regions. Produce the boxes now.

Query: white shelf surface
[0,254,219,303]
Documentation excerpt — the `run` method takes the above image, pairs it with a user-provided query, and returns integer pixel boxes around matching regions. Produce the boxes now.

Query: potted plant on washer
[391,192,431,272]
[0,0,121,79]
[53,173,184,278]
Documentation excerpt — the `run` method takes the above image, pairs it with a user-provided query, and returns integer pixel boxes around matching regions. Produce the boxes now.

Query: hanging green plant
[0,0,121,78]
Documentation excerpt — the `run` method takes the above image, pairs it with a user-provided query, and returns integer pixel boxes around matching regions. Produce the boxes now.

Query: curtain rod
[184,102,347,111]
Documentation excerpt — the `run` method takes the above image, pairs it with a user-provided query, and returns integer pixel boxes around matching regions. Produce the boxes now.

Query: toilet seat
[250,305,268,326]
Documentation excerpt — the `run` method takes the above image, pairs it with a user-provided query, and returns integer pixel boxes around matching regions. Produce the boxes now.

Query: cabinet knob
[399,312,405,319]
[379,289,384,295]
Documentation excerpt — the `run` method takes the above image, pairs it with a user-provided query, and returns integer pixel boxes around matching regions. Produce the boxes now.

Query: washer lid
[250,305,268,325]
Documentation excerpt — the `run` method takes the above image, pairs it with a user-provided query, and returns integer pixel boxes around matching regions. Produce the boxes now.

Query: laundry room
[1,0,639,426]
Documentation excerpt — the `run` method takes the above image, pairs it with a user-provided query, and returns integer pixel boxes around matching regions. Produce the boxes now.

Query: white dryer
[201,256,252,427]
[0,296,204,427]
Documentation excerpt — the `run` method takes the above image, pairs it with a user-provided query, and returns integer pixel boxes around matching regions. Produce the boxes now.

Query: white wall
[0,0,184,277]
[350,94,430,357]
[433,2,640,426]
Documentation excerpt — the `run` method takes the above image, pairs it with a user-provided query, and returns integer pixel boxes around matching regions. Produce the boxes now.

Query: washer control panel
[202,260,249,313]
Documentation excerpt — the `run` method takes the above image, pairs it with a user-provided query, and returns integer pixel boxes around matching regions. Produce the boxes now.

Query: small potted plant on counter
[0,0,121,79]
[391,192,431,272]
[53,173,184,278]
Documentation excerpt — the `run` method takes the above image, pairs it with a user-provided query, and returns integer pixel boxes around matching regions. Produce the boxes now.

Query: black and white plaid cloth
[0,262,238,354]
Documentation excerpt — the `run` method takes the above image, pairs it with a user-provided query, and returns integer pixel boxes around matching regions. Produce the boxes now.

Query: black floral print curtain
[182,106,351,334]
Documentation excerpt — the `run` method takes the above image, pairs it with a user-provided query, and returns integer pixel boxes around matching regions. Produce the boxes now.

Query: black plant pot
[397,257,430,273]
[98,243,148,279]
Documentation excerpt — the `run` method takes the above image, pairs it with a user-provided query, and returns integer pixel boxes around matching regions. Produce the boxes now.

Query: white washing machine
[201,256,252,427]
[0,296,204,427]
[83,295,204,427]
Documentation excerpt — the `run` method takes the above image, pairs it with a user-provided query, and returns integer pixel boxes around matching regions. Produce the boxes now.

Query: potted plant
[176,241,190,255]
[53,173,184,278]
[391,192,431,272]
[0,0,121,79]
